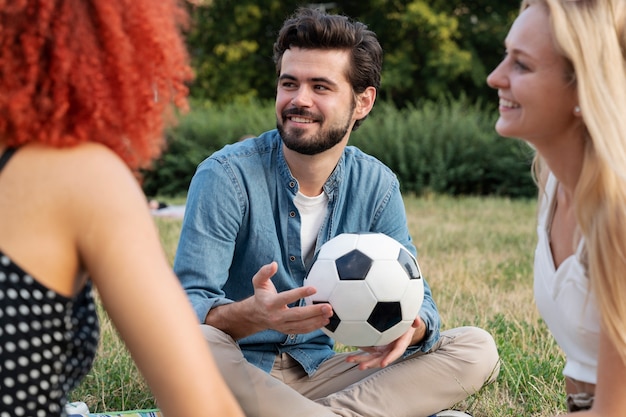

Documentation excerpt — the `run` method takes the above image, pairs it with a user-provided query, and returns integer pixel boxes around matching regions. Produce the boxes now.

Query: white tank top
[534,173,600,384]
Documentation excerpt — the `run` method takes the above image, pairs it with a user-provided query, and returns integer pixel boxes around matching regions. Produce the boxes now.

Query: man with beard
[174,7,499,417]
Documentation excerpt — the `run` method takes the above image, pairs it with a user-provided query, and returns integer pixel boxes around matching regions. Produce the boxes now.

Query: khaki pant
[201,325,500,417]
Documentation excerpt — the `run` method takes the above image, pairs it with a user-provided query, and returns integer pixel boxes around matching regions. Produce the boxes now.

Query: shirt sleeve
[173,157,242,323]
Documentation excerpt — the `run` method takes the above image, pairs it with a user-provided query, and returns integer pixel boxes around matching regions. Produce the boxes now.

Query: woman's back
[0,1,244,414]
[0,144,144,415]
[0,144,244,416]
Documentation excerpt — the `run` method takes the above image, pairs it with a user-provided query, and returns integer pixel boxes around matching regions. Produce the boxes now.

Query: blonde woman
[0,1,243,416]
[488,0,626,415]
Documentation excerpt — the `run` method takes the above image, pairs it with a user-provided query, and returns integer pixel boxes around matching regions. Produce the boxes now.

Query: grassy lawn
[70,194,567,416]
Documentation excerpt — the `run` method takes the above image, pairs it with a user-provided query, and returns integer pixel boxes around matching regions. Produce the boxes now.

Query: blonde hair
[525,0,626,364]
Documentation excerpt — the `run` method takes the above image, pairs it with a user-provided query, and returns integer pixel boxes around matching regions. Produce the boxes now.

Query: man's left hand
[345,316,426,369]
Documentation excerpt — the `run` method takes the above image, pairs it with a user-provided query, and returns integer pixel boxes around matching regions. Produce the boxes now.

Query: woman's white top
[534,173,600,384]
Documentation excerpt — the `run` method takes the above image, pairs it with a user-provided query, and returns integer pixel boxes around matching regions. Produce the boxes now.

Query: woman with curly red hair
[0,1,244,416]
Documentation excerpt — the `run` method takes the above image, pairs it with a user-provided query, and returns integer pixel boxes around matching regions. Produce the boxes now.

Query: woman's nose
[486,62,506,90]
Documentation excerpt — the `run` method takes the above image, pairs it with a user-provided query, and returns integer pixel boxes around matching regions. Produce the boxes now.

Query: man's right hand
[205,262,333,340]
[250,262,334,335]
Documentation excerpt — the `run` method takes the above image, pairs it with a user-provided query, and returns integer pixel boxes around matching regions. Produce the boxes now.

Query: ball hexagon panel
[328,321,384,347]
[400,279,425,320]
[346,232,404,260]
[328,281,377,321]
[365,260,412,301]
[315,233,359,260]
[373,319,415,346]
[304,259,339,303]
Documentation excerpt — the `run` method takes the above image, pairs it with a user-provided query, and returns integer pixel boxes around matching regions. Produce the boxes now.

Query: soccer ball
[303,232,424,347]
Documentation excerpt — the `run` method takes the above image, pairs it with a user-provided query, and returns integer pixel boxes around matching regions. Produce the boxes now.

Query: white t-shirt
[534,173,600,384]
[294,191,329,266]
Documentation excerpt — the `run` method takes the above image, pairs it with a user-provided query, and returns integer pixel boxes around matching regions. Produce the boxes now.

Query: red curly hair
[0,0,194,170]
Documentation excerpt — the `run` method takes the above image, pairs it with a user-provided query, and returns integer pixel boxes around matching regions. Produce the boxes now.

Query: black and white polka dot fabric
[0,252,99,417]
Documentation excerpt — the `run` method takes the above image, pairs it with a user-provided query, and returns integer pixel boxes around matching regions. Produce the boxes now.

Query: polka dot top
[0,148,100,416]
[0,254,100,417]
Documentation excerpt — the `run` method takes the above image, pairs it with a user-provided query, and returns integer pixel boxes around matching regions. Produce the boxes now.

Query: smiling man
[173,7,499,417]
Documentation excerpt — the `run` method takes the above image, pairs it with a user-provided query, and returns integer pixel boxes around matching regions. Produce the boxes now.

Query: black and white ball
[304,233,424,347]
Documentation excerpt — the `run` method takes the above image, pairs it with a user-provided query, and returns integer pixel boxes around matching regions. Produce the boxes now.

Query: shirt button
[289,255,296,261]
[289,181,296,188]
[289,211,296,218]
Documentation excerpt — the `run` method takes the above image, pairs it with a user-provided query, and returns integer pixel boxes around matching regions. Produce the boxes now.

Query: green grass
[70,194,568,416]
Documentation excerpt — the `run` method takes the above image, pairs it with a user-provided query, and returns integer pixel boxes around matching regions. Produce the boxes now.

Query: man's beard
[277,108,353,156]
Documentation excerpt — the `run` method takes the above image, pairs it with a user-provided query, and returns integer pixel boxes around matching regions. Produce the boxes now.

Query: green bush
[351,97,536,197]
[141,100,275,197]
[142,98,536,198]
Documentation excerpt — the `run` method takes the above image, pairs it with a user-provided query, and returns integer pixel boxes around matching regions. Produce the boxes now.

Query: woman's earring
[574,105,581,114]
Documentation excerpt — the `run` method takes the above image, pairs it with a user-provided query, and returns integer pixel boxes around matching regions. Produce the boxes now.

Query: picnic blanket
[150,204,185,219]
[68,411,162,417]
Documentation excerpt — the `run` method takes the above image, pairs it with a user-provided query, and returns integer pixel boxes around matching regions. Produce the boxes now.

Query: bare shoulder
[0,143,149,294]
[29,142,131,177]
[43,143,136,186]
[1,142,138,206]
[15,143,148,225]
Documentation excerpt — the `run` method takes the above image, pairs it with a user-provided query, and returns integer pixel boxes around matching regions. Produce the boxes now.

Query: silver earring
[574,105,581,114]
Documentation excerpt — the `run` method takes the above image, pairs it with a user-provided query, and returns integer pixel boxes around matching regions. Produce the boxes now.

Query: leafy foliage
[186,0,300,102]
[185,1,520,106]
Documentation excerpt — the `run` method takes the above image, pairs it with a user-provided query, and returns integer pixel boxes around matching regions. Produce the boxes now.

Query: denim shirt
[174,130,441,375]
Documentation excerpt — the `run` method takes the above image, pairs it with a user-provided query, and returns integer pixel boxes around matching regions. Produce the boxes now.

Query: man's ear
[354,86,377,120]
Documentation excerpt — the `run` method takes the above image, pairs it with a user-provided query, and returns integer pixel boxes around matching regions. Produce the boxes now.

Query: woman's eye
[513,61,529,71]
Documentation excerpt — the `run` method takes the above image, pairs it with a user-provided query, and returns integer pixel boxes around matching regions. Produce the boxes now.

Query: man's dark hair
[273,7,382,130]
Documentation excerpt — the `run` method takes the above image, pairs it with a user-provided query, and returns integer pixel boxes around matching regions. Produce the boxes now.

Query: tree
[186,0,300,102]
[185,0,519,106]
[436,0,520,101]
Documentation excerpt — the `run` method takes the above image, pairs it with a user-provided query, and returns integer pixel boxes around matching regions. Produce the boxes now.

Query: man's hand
[250,262,334,335]
[345,316,426,370]
[206,262,334,339]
